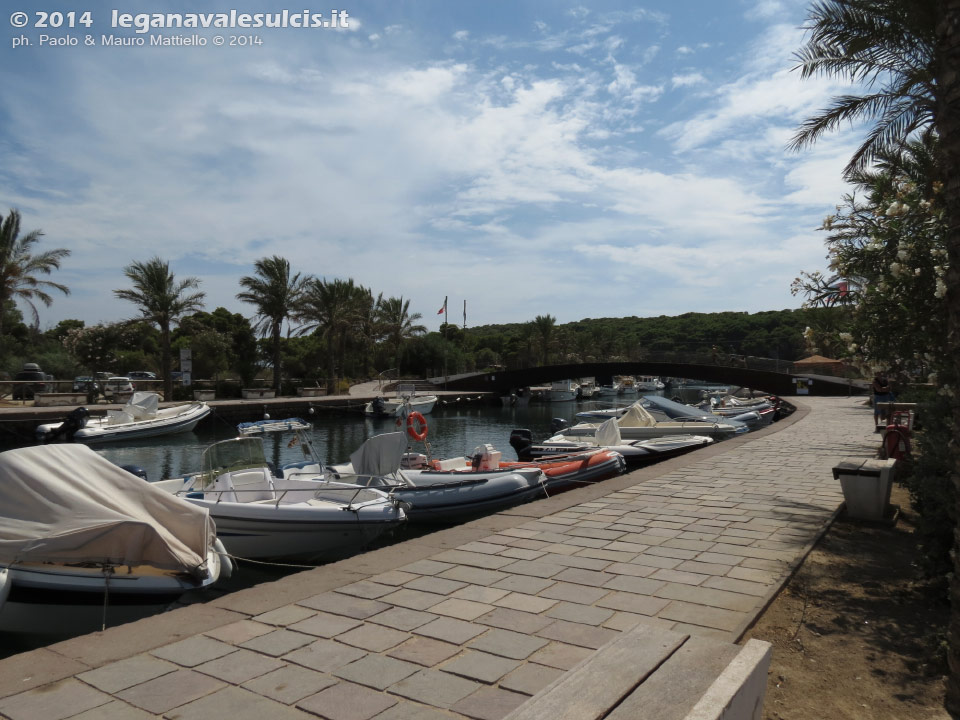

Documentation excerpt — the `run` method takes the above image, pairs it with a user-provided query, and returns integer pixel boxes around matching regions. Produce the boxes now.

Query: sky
[1,0,865,333]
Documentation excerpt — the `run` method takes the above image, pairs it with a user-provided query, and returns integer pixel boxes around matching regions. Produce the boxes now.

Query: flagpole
[442,296,448,389]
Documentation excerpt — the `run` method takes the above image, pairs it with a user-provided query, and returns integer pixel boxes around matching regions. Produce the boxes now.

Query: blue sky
[1,0,862,332]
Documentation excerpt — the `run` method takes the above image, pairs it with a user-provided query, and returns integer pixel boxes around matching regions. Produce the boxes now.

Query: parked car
[127,370,158,390]
[102,377,134,400]
[72,376,99,393]
[12,363,47,400]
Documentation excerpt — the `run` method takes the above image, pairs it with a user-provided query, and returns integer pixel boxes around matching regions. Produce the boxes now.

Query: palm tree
[114,257,205,400]
[237,256,310,392]
[789,0,938,177]
[533,314,556,365]
[297,278,370,392]
[0,208,70,338]
[375,295,426,377]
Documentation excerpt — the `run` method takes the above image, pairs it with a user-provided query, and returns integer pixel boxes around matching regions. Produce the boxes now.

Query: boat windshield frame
[199,437,268,488]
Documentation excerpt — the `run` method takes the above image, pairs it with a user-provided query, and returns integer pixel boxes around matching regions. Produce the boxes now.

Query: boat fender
[407,411,428,442]
[0,568,10,610]
[213,538,234,580]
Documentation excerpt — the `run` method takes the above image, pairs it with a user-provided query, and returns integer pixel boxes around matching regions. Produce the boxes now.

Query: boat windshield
[199,438,267,488]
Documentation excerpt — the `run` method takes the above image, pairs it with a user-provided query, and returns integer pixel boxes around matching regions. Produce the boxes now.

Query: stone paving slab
[0,397,881,719]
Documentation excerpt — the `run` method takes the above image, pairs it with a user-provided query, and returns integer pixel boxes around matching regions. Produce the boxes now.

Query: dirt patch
[743,482,952,719]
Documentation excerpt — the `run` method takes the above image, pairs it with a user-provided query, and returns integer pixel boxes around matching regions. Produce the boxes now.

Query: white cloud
[672,72,706,88]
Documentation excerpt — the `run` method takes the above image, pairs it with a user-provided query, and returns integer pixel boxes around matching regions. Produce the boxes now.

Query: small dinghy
[36,392,211,444]
[329,433,552,523]
[509,418,714,468]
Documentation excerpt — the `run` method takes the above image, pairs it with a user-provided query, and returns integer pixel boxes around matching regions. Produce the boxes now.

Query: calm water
[0,386,725,656]
[4,387,722,480]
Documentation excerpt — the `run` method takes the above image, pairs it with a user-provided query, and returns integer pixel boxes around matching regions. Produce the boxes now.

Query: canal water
[0,386,725,657]
[78,387,714,484]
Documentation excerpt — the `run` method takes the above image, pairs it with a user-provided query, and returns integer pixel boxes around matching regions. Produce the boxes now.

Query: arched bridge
[431,360,866,397]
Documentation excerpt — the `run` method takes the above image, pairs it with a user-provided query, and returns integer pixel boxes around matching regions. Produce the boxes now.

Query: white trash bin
[832,458,897,520]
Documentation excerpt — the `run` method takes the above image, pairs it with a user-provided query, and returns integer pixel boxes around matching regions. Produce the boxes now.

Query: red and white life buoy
[406,411,428,442]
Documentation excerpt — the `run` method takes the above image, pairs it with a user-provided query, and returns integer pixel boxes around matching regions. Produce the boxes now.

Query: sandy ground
[744,482,953,719]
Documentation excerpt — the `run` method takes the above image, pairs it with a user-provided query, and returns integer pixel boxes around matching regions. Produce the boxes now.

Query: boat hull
[392,468,547,523]
[36,403,211,444]
[0,554,220,635]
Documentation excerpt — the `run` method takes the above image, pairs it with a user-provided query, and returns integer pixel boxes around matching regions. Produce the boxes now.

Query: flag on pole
[437,296,447,315]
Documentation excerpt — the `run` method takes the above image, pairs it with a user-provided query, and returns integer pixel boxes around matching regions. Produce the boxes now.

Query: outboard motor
[43,406,90,442]
[371,396,387,417]
[121,464,148,480]
[549,417,569,435]
[509,429,533,461]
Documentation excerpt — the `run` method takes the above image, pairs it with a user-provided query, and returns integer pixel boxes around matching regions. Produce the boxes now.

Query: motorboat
[597,383,621,397]
[548,379,579,402]
[151,433,406,562]
[509,418,714,468]
[556,402,746,441]
[642,395,772,429]
[401,443,626,493]
[578,380,601,399]
[328,433,552,523]
[238,417,313,435]
[576,405,630,421]
[634,376,665,391]
[0,444,225,636]
[617,377,639,396]
[36,392,211,444]
[364,383,438,417]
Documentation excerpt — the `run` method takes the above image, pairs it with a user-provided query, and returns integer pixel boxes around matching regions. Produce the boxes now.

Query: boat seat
[213,467,275,502]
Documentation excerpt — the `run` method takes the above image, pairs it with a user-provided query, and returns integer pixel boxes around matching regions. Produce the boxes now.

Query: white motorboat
[634,376,665,391]
[152,434,406,562]
[364,383,438,417]
[238,417,313,435]
[36,392,211,444]
[552,402,746,441]
[597,382,621,397]
[400,442,626,495]
[576,405,630,421]
[548,380,580,402]
[510,418,714,468]
[578,380,601,399]
[0,444,225,636]
[329,433,552,523]
[642,395,773,429]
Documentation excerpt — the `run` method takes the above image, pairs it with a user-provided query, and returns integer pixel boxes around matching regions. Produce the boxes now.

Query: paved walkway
[0,396,880,720]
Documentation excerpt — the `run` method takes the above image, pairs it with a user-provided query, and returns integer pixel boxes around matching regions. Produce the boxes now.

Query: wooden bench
[505,624,771,720]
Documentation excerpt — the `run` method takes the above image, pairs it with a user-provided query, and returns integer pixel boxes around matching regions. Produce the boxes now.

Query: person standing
[872,372,893,427]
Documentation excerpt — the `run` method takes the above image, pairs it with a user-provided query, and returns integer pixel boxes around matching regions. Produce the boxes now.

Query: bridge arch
[431,361,863,397]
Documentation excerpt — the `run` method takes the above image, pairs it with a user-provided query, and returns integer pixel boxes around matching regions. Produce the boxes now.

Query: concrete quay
[0,396,880,719]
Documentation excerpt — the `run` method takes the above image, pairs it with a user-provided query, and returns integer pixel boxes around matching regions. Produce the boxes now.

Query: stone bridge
[430,359,865,397]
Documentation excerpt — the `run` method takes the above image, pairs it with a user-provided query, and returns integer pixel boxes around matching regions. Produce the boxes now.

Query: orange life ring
[406,411,428,442]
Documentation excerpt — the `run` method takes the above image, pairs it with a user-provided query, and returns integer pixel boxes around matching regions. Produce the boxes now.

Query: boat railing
[180,481,397,511]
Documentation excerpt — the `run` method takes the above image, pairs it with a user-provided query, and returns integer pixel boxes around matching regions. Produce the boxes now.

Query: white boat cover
[595,417,622,447]
[127,392,160,419]
[617,403,658,428]
[0,444,214,574]
[350,432,408,476]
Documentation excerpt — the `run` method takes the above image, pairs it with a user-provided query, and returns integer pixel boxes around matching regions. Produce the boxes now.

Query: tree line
[2,210,831,397]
